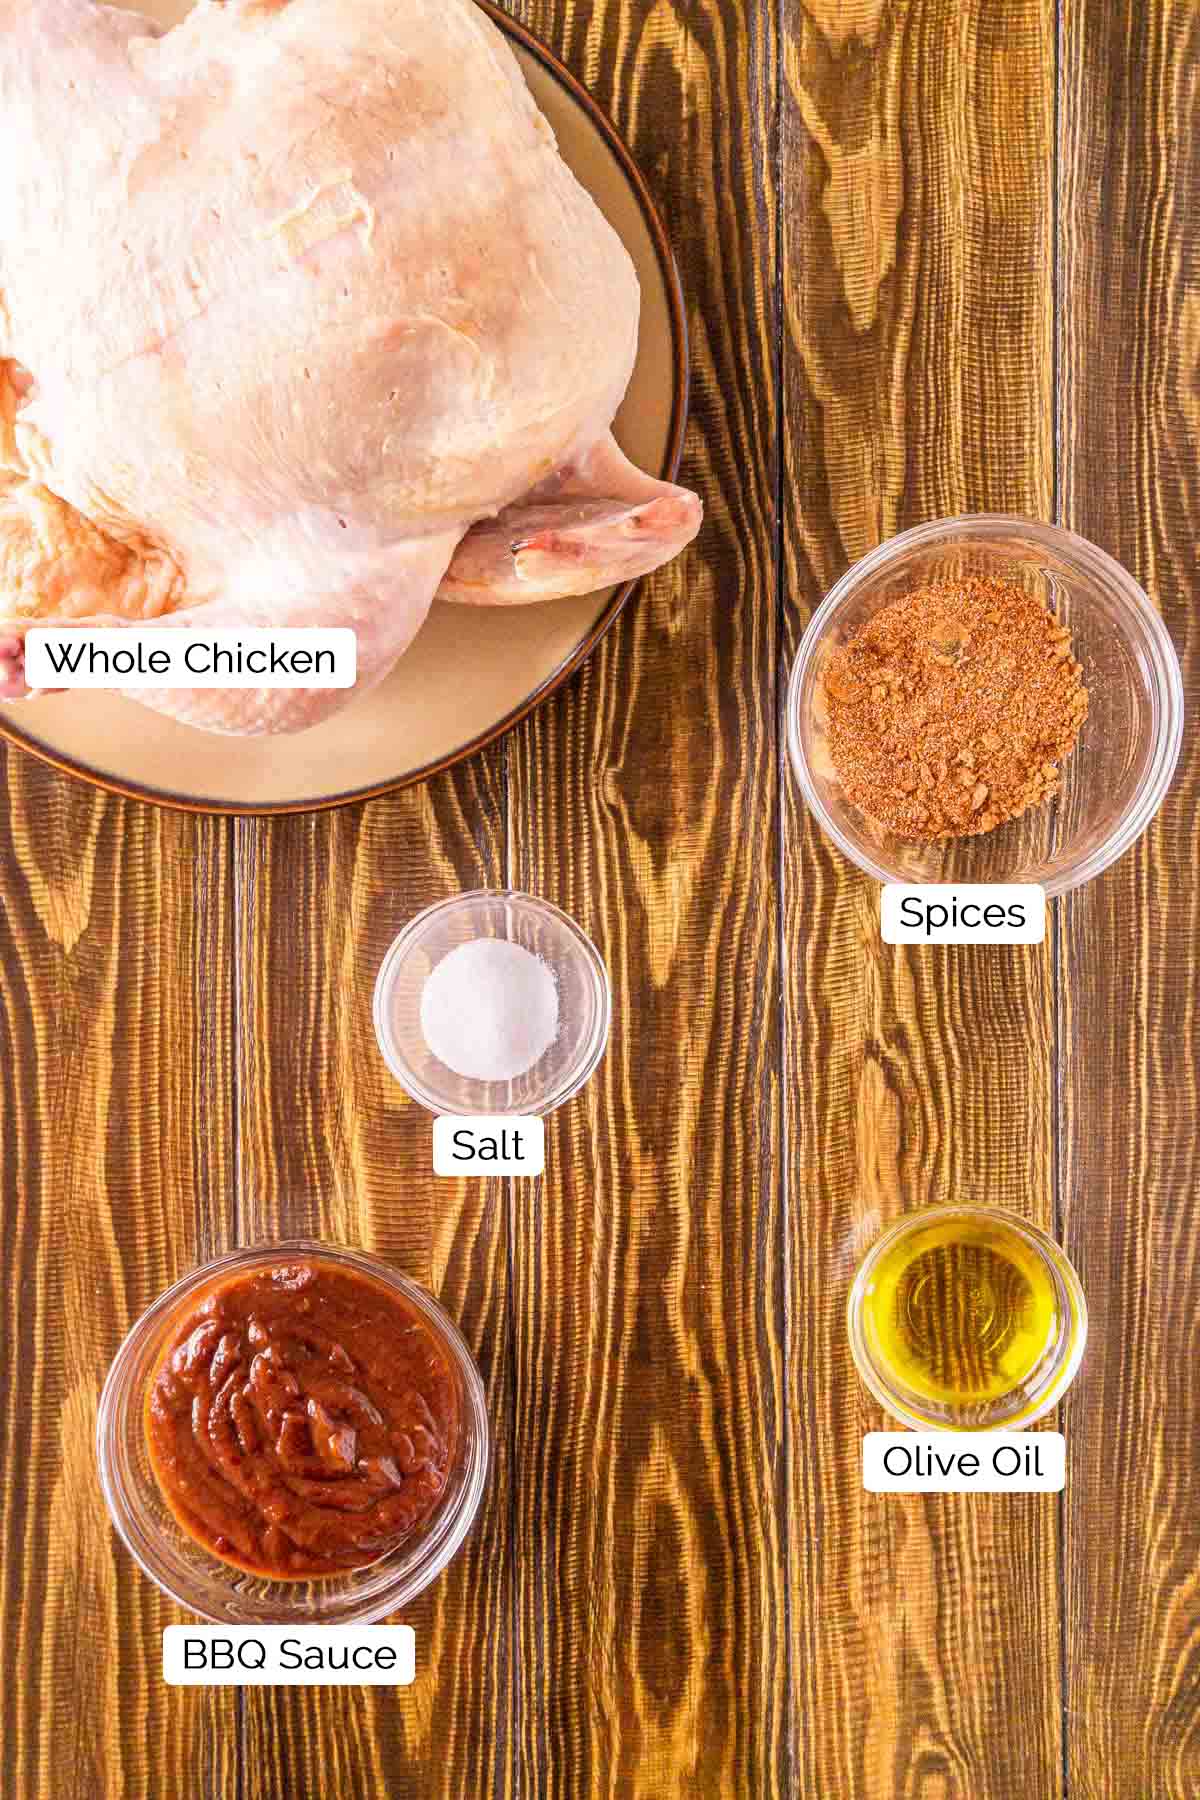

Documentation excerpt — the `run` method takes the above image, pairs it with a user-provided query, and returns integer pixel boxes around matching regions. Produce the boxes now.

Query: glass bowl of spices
[97,1241,490,1624]
[847,1207,1088,1431]
[373,889,611,1116]
[787,515,1183,895]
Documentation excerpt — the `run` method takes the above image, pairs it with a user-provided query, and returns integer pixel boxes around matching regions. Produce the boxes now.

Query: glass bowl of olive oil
[847,1207,1087,1431]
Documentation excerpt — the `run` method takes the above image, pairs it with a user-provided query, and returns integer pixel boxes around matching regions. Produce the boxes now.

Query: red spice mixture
[823,576,1089,840]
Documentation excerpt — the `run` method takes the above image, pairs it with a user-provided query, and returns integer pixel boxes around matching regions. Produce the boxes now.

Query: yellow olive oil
[862,1215,1061,1411]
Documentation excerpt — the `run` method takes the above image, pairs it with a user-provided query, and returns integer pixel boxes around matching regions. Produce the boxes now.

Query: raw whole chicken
[0,0,701,734]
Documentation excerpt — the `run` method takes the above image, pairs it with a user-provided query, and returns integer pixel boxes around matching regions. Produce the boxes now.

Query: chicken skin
[0,0,700,733]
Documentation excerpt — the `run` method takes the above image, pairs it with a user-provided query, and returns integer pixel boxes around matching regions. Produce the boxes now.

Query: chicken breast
[0,0,701,734]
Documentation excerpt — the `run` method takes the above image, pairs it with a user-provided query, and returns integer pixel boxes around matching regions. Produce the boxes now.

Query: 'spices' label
[163,1626,415,1686]
[24,628,357,690]
[432,1115,545,1177]
[881,884,1046,945]
[863,1432,1065,1493]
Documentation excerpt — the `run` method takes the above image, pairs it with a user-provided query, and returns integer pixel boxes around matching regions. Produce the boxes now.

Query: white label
[24,628,357,689]
[433,1116,544,1176]
[163,1625,415,1686]
[863,1432,1065,1492]
[881,884,1046,945]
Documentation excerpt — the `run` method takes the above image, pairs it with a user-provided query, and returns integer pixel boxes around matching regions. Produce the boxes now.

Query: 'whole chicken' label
[24,627,357,689]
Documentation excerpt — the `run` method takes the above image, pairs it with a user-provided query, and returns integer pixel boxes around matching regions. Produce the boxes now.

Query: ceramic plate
[0,1,687,814]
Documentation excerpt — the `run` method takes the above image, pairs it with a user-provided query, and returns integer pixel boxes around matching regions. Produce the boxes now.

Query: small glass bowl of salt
[373,890,611,1116]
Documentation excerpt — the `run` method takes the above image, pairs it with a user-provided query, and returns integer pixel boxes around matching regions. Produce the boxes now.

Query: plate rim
[0,1,690,817]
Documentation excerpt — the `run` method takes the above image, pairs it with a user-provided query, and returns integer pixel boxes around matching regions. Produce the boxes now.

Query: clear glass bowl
[847,1207,1088,1431]
[374,889,611,1116]
[97,1242,489,1624]
[787,515,1184,895]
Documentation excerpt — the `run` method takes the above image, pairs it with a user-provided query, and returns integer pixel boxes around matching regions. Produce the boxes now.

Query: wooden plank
[780,2,1063,1795]
[504,2,789,1794]
[233,765,515,1800]
[1058,3,1200,1794]
[0,753,239,1800]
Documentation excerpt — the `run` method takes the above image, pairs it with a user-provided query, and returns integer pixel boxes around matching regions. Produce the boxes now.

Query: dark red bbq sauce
[145,1259,460,1580]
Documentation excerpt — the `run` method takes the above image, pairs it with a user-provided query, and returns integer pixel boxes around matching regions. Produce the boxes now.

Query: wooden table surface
[1,1,1197,1796]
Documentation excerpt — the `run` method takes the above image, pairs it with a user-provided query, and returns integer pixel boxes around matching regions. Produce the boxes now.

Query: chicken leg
[438,434,701,606]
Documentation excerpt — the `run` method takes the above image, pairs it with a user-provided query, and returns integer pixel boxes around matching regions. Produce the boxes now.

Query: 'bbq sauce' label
[164,1627,416,1686]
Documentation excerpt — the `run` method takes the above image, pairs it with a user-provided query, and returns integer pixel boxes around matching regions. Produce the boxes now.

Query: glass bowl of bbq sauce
[98,1242,489,1624]
[787,515,1183,896]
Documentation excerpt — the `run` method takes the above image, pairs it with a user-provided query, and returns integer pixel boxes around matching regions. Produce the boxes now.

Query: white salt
[419,939,559,1083]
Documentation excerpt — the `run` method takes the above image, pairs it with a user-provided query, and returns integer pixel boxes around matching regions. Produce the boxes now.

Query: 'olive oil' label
[863,1433,1066,1493]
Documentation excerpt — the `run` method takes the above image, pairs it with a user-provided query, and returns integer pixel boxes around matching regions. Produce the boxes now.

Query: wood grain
[1058,2,1200,1794]
[780,2,1063,1795]
[0,758,239,1800]
[1,3,1199,1797]
[504,1,789,1793]
[233,761,516,1800]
